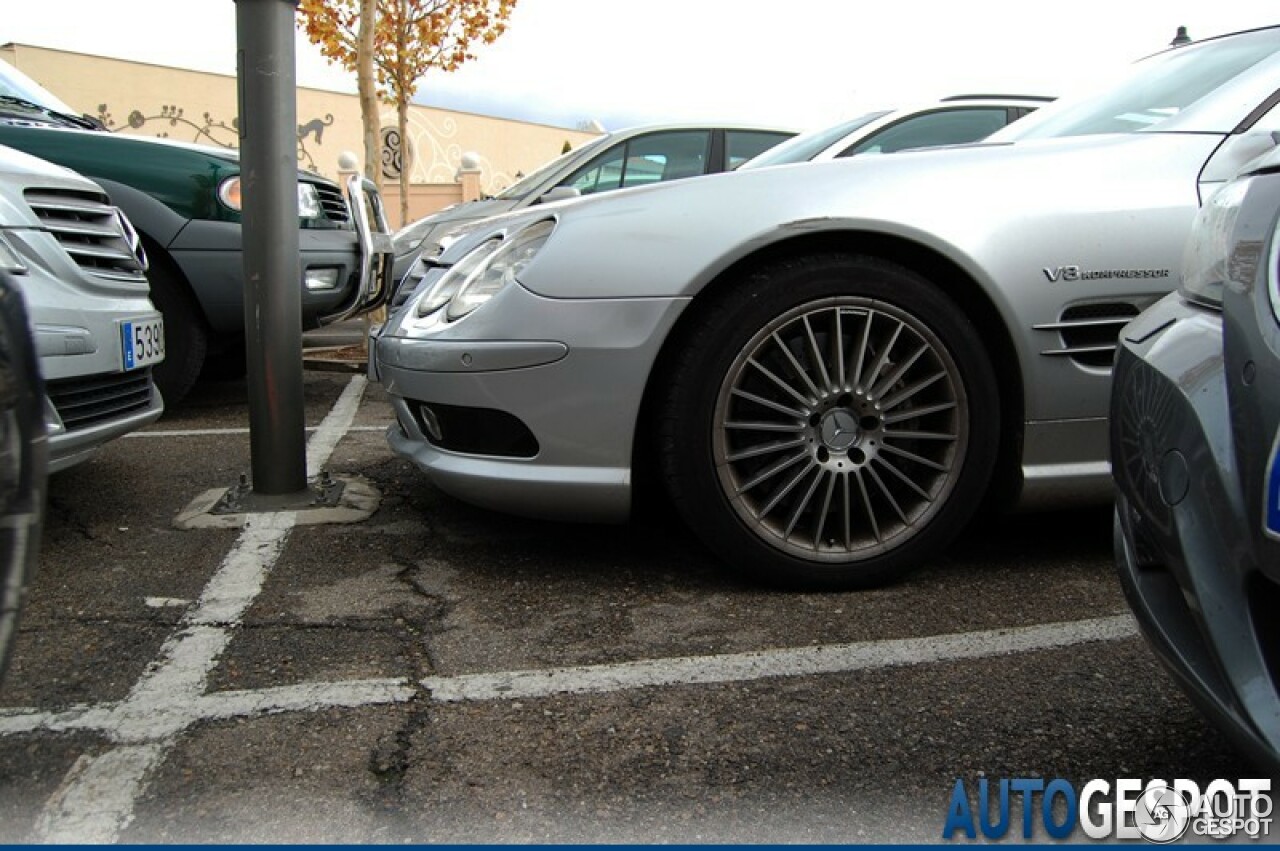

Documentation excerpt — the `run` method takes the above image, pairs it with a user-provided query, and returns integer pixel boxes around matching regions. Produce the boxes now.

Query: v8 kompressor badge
[1044,265,1172,283]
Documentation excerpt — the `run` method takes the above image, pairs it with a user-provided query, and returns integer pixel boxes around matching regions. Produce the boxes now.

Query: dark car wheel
[0,272,46,683]
[146,252,209,407]
[660,254,999,590]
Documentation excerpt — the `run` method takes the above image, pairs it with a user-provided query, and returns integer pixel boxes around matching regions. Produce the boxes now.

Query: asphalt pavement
[0,367,1265,842]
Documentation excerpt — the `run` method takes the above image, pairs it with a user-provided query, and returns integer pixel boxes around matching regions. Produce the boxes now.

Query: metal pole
[235,0,308,496]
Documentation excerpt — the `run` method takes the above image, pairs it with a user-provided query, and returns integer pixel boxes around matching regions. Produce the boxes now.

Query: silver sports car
[373,27,1280,590]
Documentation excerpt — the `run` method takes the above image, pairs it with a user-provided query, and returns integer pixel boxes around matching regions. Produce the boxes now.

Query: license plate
[121,317,165,370]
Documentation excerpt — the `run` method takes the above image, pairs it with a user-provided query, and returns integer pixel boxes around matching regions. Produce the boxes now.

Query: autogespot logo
[942,777,1273,842]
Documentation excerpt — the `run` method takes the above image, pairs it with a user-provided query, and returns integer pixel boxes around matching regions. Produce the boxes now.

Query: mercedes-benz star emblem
[820,410,860,452]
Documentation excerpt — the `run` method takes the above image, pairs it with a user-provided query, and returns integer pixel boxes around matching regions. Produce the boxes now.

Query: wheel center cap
[819,409,861,451]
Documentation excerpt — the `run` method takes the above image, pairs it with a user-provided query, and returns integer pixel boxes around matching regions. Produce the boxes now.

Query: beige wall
[2,43,598,226]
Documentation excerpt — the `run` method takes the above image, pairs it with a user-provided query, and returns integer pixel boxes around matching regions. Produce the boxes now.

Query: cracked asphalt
[0,367,1267,843]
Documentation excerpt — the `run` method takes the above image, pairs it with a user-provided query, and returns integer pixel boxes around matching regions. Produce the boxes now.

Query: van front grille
[23,188,148,281]
[47,368,154,432]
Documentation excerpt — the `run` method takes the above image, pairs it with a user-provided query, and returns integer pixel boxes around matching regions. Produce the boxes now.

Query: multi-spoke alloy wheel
[715,297,965,560]
[661,254,998,589]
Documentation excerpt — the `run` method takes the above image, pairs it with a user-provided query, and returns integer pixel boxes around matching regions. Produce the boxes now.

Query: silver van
[0,144,163,471]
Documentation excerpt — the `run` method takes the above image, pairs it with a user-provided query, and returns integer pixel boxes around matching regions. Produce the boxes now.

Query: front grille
[47,368,154,432]
[1034,302,1143,368]
[312,182,350,224]
[23,188,148,281]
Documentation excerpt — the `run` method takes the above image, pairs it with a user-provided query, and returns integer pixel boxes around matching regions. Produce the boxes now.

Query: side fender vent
[1034,302,1143,369]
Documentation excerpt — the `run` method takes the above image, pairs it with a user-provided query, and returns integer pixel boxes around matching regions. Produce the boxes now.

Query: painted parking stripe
[420,614,1138,703]
[127,425,385,438]
[2,616,1137,740]
[0,679,414,737]
[29,376,370,843]
[33,744,168,844]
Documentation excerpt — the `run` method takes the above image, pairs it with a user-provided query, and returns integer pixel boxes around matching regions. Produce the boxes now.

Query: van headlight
[415,220,555,321]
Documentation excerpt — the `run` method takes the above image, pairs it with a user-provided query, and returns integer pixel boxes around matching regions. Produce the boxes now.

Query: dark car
[1111,145,1280,774]
[0,58,390,404]
[0,271,46,683]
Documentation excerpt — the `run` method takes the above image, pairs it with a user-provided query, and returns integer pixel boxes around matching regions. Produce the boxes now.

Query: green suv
[0,59,390,404]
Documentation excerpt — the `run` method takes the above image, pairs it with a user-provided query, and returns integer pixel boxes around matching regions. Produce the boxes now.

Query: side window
[560,131,711,195]
[626,131,711,184]
[838,108,1011,157]
[565,146,626,195]
[726,131,793,169]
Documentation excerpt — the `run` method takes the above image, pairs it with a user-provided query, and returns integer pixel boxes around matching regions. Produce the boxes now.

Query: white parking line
[419,614,1138,702]
[33,744,168,843]
[3,616,1138,739]
[25,375,370,843]
[127,426,385,438]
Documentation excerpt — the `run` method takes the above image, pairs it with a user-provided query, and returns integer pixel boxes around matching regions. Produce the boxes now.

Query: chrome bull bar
[320,175,396,324]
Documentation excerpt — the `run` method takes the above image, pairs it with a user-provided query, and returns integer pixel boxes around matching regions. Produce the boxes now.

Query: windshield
[0,59,79,115]
[739,111,890,169]
[990,28,1280,141]
[496,134,612,200]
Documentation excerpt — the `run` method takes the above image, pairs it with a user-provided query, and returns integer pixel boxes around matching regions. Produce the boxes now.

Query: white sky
[3,1,1276,131]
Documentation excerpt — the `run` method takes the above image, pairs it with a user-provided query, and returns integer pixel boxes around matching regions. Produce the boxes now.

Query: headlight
[1270,206,1280,326]
[218,176,242,212]
[216,176,325,219]
[416,237,502,317]
[414,220,555,321]
[297,183,322,219]
[1181,178,1250,309]
[446,220,555,321]
[0,234,27,274]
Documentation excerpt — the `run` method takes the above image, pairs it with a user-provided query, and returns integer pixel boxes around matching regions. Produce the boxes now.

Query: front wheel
[659,254,999,590]
[146,254,209,407]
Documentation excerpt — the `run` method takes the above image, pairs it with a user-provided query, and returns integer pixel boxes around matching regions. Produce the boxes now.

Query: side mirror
[538,186,581,204]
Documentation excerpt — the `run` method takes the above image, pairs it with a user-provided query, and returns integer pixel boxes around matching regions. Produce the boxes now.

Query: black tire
[200,337,248,382]
[146,253,208,407]
[659,254,999,590]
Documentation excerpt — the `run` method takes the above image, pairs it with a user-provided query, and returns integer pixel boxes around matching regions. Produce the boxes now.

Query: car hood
[393,198,521,254]
[514,132,1225,301]
[0,118,334,182]
[0,143,100,227]
[0,142,83,183]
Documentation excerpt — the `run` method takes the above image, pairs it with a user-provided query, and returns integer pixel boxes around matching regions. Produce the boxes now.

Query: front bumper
[373,281,688,521]
[1110,292,1280,774]
[14,242,166,472]
[168,175,394,335]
